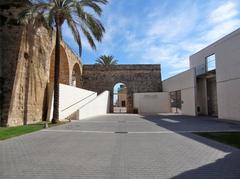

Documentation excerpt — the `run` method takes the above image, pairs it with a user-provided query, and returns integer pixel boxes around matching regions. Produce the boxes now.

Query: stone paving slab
[1,114,240,179]
[52,114,240,133]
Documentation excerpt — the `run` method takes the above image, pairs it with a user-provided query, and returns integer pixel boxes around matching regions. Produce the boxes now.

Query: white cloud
[203,19,240,43]
[180,41,206,54]
[91,12,133,58]
[102,15,130,42]
[209,1,238,24]
[147,5,198,42]
[126,1,239,79]
[122,2,199,77]
[62,0,240,79]
[202,1,240,44]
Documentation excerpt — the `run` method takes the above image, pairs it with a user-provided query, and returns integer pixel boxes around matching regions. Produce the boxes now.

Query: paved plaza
[1,114,240,179]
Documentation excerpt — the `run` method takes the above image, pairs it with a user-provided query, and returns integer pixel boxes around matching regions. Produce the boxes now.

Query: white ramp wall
[134,92,171,114]
[78,91,110,120]
[49,84,97,120]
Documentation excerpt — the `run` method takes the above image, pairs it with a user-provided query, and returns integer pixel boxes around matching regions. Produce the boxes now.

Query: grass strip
[194,132,240,149]
[0,122,68,140]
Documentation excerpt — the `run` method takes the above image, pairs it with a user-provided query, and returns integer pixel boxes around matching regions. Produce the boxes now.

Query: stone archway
[71,63,81,87]
[109,81,132,113]
[49,45,70,85]
[82,65,162,113]
[113,83,128,113]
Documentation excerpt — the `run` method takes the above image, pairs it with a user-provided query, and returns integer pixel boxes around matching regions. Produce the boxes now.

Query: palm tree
[19,0,108,124]
[95,55,118,65]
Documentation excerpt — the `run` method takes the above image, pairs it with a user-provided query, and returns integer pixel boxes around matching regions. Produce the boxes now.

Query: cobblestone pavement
[1,114,240,179]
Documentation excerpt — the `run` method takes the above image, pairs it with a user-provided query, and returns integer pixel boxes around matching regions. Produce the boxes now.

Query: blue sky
[63,0,240,79]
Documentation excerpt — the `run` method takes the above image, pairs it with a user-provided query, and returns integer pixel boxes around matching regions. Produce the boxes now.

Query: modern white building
[162,28,240,121]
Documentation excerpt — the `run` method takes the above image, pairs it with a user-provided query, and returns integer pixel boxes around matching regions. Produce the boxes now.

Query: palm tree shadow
[23,18,51,125]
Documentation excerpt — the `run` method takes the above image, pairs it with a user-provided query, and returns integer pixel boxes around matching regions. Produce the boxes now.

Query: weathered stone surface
[82,65,162,113]
[0,1,26,126]
[0,1,82,126]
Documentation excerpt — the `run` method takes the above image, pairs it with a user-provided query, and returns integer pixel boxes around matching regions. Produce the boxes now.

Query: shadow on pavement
[140,115,240,179]
[172,151,240,179]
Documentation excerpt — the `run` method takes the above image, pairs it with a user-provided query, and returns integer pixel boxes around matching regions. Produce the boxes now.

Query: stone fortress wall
[82,65,162,113]
[0,0,82,126]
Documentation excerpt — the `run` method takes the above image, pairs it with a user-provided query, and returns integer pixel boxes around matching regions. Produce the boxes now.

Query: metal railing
[61,92,96,112]
[195,59,216,76]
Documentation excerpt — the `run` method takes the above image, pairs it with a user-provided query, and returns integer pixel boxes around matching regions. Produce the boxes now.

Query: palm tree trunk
[52,22,61,124]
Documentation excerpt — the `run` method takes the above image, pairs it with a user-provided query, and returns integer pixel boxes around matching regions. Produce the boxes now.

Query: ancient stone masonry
[0,1,82,126]
[82,65,162,113]
[0,0,28,126]
[0,1,162,126]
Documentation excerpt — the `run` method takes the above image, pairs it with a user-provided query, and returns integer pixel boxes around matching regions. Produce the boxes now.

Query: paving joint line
[42,129,240,134]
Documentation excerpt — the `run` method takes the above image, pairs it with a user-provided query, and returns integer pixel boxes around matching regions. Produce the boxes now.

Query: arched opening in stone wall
[71,63,81,87]
[113,83,127,113]
[49,45,70,85]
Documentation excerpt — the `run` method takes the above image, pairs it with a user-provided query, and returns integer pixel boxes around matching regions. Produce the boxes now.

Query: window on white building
[206,54,216,71]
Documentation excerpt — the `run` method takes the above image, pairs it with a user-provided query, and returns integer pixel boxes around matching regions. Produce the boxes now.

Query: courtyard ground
[0,114,240,179]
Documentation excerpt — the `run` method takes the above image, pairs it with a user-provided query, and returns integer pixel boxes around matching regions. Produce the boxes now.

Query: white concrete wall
[134,92,170,114]
[217,79,240,120]
[49,84,97,120]
[78,91,110,120]
[190,29,240,121]
[162,69,196,116]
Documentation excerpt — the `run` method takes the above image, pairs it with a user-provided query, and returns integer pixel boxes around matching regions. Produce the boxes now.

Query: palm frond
[66,15,83,56]
[81,25,96,50]
[95,55,118,65]
[18,0,108,56]
[73,1,105,41]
